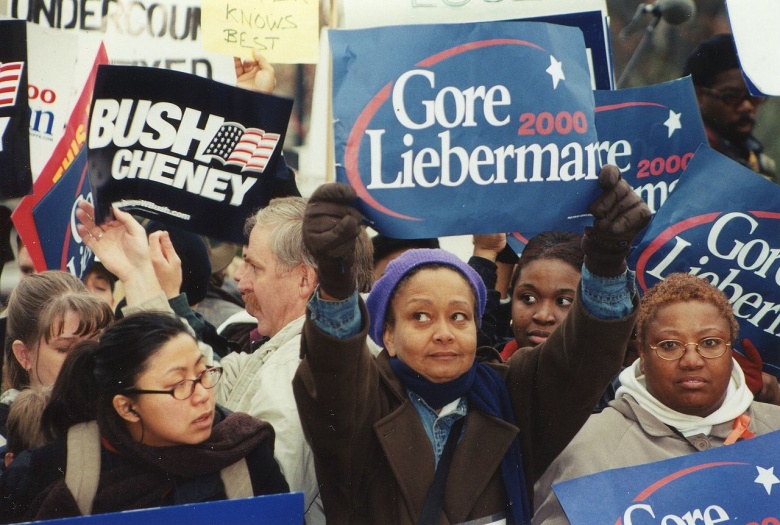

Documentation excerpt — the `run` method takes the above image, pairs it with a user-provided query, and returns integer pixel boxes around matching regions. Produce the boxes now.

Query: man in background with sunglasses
[684,33,777,184]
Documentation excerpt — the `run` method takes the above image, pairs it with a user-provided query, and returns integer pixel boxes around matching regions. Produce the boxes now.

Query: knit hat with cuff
[365,248,486,346]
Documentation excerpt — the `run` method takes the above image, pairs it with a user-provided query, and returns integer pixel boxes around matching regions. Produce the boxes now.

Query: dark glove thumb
[597,164,621,191]
[309,182,356,205]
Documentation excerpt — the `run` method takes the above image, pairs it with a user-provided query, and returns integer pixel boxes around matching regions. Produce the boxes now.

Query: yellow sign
[202,0,319,64]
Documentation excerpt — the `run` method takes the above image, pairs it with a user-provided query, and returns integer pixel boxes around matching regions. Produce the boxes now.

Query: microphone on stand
[616,0,696,88]
[619,0,696,39]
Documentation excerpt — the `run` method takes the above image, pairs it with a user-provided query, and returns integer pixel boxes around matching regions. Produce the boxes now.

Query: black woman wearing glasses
[0,312,288,523]
[684,33,777,184]
[533,273,780,524]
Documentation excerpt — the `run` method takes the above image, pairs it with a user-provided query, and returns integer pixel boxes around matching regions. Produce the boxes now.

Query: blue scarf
[390,358,531,524]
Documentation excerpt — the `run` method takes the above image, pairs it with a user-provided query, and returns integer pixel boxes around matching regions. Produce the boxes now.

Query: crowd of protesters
[0,31,778,525]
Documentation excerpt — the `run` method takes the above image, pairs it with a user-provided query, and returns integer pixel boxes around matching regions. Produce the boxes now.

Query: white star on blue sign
[755,466,780,495]
[664,110,682,138]
[546,55,565,89]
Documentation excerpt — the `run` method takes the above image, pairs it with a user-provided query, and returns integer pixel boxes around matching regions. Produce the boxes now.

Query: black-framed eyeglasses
[701,87,766,108]
[649,338,731,361]
[123,367,223,400]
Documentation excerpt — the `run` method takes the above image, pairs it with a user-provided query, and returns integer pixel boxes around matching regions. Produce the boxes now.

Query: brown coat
[293,291,638,524]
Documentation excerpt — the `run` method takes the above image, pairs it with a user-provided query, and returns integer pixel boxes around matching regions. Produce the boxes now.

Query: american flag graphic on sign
[203,122,281,174]
[0,62,24,109]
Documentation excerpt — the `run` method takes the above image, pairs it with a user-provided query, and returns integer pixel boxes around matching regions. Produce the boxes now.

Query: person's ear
[11,340,32,371]
[638,348,647,375]
[299,264,318,298]
[383,325,397,357]
[113,395,140,423]
[4,452,14,468]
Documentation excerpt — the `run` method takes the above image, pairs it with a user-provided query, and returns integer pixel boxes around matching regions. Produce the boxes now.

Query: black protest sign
[0,20,32,199]
[87,65,293,244]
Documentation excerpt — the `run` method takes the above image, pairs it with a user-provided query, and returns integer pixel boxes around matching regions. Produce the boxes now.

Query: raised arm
[582,164,652,278]
[294,183,384,518]
[147,230,183,301]
[75,200,166,308]
[303,183,363,303]
[509,165,651,481]
[470,233,507,350]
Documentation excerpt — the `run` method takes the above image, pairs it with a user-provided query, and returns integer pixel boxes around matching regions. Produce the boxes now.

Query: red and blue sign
[32,147,94,278]
[506,76,707,255]
[630,146,780,376]
[554,430,780,524]
[331,21,600,239]
[12,44,107,277]
[523,10,614,91]
[593,77,707,216]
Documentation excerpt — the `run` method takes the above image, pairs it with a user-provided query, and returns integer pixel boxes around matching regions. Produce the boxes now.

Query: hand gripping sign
[331,21,600,239]
[506,76,708,256]
[630,146,780,377]
[87,65,293,244]
[593,77,707,217]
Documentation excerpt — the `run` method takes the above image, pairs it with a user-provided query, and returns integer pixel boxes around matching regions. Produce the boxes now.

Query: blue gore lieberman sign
[331,21,601,239]
[630,146,780,377]
[554,431,780,524]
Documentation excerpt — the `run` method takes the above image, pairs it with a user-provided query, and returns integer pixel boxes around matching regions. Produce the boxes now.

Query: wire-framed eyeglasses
[123,367,223,400]
[701,87,766,108]
[648,338,731,361]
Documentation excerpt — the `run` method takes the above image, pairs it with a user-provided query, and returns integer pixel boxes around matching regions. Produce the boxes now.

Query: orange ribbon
[724,414,756,445]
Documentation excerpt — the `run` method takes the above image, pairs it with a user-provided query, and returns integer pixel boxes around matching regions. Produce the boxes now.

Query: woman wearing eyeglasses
[532,273,780,524]
[0,312,289,523]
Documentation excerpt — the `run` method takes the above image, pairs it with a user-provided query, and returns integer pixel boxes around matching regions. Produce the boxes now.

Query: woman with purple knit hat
[293,165,650,524]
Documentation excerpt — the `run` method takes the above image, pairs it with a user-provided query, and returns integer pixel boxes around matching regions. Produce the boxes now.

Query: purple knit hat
[366,248,487,346]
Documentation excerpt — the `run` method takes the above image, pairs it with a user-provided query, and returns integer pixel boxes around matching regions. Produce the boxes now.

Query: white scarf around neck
[615,358,753,437]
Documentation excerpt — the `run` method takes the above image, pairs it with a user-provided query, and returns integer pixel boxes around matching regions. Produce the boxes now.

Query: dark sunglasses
[702,87,766,108]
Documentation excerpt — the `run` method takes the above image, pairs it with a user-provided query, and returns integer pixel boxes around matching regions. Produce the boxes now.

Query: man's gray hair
[244,197,317,272]
[245,194,375,292]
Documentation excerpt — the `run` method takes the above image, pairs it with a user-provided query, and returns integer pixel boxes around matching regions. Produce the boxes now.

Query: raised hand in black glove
[303,182,363,300]
[582,165,652,277]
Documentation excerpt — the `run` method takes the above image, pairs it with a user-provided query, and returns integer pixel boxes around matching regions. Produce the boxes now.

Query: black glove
[303,183,363,300]
[582,165,651,277]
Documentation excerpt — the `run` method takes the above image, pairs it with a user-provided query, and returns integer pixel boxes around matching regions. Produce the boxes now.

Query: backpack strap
[65,420,251,509]
[220,458,253,499]
[65,420,101,516]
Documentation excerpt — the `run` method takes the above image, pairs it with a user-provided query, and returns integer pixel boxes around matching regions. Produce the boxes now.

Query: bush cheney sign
[331,21,602,239]
[630,146,780,376]
[87,65,293,243]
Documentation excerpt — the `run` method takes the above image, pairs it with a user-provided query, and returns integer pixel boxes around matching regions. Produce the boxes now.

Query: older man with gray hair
[215,196,372,524]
